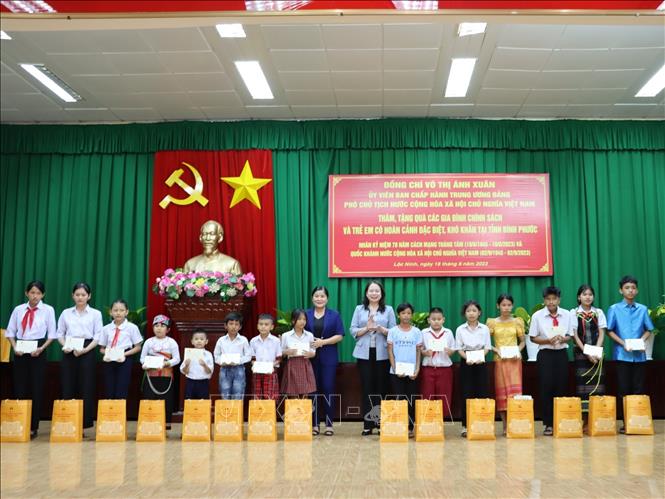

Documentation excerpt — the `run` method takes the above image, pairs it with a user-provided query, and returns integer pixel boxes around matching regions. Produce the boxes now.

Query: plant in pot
[646,295,665,360]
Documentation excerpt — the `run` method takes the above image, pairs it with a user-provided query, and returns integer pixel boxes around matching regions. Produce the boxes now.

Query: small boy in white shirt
[214,312,252,400]
[180,329,214,399]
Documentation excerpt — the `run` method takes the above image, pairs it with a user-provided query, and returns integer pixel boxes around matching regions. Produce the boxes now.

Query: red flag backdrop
[147,150,276,338]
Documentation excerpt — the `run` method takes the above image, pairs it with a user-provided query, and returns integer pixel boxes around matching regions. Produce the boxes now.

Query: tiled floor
[1,421,663,498]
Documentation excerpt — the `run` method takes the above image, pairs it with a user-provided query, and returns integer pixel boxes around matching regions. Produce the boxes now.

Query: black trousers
[184,378,210,399]
[537,349,569,427]
[390,374,418,430]
[616,361,646,422]
[142,376,175,423]
[357,348,389,430]
[61,339,96,428]
[460,361,489,428]
[12,339,47,432]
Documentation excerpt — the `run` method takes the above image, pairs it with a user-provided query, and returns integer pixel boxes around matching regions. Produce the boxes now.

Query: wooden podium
[165,296,249,408]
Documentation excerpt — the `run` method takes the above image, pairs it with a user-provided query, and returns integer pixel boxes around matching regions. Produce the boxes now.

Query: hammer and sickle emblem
[158,162,209,209]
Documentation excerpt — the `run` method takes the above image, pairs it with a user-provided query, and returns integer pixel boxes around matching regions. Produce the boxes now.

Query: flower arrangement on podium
[153,268,257,301]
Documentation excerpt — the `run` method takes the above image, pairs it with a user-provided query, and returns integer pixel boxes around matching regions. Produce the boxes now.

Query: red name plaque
[329,174,552,277]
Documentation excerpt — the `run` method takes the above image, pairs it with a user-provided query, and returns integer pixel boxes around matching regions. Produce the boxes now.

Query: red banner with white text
[147,150,276,331]
[329,173,552,277]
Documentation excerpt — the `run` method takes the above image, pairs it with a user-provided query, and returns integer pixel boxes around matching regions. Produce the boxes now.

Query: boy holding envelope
[606,275,654,433]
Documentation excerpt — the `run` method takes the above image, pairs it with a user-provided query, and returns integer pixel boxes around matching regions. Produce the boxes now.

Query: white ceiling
[1,12,664,122]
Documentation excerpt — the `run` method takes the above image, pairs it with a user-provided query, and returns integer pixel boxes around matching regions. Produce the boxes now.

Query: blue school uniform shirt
[607,300,654,363]
[387,325,422,374]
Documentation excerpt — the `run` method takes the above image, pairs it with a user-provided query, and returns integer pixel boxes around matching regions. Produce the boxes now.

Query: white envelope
[583,344,604,358]
[500,346,521,359]
[184,348,205,363]
[466,350,485,364]
[395,362,415,376]
[64,337,85,351]
[546,325,563,339]
[514,394,533,400]
[624,338,645,351]
[429,338,446,352]
[252,361,274,374]
[15,340,38,354]
[143,355,164,369]
[220,353,241,365]
[106,346,125,362]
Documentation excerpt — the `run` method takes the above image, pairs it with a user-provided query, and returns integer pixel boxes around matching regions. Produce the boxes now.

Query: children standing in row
[140,314,180,428]
[180,329,214,399]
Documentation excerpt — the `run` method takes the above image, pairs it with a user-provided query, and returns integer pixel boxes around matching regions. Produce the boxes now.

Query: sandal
[324,427,334,436]
[312,426,320,436]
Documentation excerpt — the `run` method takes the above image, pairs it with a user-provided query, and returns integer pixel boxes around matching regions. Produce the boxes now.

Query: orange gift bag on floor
[284,399,312,442]
[507,397,534,439]
[1,400,31,442]
[380,400,409,443]
[182,399,211,442]
[96,399,126,442]
[214,400,243,442]
[553,397,582,438]
[415,399,444,442]
[467,398,496,440]
[248,400,277,442]
[136,400,166,442]
[623,395,653,435]
[50,399,83,442]
[588,396,616,436]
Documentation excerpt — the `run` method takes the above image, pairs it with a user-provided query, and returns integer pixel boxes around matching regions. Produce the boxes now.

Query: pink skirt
[281,356,317,395]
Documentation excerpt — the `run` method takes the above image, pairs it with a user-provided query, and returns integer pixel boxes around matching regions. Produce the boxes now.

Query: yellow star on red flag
[221,160,272,209]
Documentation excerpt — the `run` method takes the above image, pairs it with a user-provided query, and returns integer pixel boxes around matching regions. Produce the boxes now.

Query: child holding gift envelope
[98,299,143,400]
[141,314,180,428]
[5,280,57,438]
[606,275,653,433]
[487,294,526,436]
[456,300,491,438]
[249,314,282,401]
[387,302,423,438]
[419,307,455,420]
[280,309,317,401]
[181,329,214,399]
[214,312,252,400]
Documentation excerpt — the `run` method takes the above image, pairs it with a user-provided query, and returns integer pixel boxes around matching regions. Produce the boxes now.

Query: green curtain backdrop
[1,119,664,362]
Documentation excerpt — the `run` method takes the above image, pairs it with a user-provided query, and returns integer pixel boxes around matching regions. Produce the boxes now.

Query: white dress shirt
[56,305,103,340]
[180,349,214,380]
[98,320,143,350]
[213,334,252,364]
[529,307,574,351]
[5,301,57,340]
[421,327,455,367]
